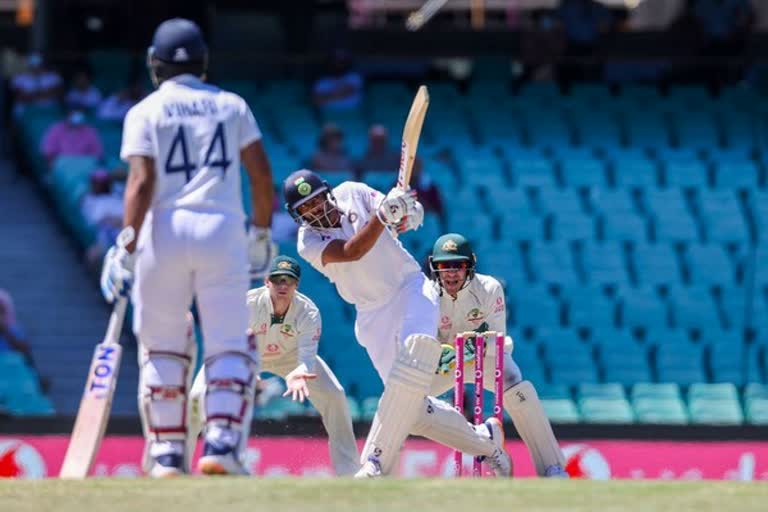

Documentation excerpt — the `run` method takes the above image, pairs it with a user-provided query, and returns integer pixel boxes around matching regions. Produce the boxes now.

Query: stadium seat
[559,157,608,187]
[510,286,562,328]
[535,187,584,215]
[550,211,596,242]
[684,243,736,286]
[612,153,659,187]
[633,397,688,424]
[617,285,669,330]
[541,398,580,423]
[643,188,691,216]
[598,212,648,243]
[579,397,634,423]
[507,151,556,187]
[482,187,533,214]
[664,160,710,188]
[499,211,546,242]
[667,285,721,330]
[545,344,600,385]
[477,242,528,288]
[713,160,760,189]
[577,383,626,401]
[562,284,617,329]
[689,382,739,402]
[746,399,768,425]
[631,243,682,286]
[527,241,578,286]
[460,157,508,187]
[689,396,744,425]
[655,337,707,386]
[579,240,630,286]
[707,329,748,385]
[697,190,750,244]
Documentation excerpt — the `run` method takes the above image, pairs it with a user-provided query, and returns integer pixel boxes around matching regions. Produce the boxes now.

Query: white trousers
[132,208,250,357]
[354,272,439,382]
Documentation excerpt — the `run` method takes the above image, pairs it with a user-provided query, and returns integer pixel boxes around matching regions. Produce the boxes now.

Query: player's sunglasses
[435,261,469,271]
[269,275,298,286]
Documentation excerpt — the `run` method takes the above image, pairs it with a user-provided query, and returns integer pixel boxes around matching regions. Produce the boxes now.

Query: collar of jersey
[160,73,203,89]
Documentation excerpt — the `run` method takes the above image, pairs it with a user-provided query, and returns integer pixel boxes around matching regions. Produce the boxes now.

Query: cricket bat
[60,228,134,479]
[396,85,430,191]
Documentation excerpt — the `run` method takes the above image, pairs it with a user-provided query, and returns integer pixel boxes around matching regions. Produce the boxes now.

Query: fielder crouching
[189,256,360,475]
[429,233,569,478]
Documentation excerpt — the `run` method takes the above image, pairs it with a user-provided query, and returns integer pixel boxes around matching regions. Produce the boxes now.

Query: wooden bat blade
[59,342,122,478]
[397,85,430,190]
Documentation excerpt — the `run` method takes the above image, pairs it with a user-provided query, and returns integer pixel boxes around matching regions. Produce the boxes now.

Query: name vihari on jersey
[163,99,219,118]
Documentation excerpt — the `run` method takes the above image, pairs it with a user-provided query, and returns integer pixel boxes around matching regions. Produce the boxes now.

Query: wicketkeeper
[429,233,568,478]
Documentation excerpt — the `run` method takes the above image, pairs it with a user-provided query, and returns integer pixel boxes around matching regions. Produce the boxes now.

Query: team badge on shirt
[466,307,485,323]
[280,324,296,338]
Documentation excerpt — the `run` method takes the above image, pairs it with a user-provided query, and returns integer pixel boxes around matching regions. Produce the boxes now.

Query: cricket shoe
[480,417,512,477]
[544,464,569,478]
[353,455,382,478]
[197,441,248,476]
[148,453,185,478]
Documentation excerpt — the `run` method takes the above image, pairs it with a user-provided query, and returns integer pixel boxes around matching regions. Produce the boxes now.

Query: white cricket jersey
[297,181,422,310]
[436,273,506,344]
[246,286,321,373]
[120,74,262,217]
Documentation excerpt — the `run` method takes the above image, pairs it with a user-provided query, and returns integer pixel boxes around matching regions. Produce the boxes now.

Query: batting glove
[100,227,136,304]
[248,225,274,280]
[396,200,424,234]
[376,187,417,226]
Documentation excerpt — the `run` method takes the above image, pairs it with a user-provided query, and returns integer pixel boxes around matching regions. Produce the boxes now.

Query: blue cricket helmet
[147,18,208,87]
[149,18,208,64]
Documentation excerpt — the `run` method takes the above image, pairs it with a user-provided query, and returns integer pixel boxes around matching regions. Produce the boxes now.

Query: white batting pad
[361,334,442,475]
[203,352,256,448]
[504,380,565,475]
[411,396,495,457]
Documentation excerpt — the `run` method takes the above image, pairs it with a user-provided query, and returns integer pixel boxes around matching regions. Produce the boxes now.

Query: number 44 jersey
[120,74,261,217]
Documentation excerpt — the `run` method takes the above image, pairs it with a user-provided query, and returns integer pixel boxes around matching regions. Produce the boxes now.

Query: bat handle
[104,298,127,346]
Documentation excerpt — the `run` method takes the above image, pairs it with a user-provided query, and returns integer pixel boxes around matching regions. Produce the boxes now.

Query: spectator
[312,50,363,112]
[354,124,401,178]
[693,0,754,51]
[555,0,616,84]
[80,169,123,268]
[40,108,103,166]
[10,53,63,116]
[625,0,685,31]
[411,158,445,223]
[0,289,47,391]
[66,70,102,112]
[97,78,145,122]
[307,123,353,172]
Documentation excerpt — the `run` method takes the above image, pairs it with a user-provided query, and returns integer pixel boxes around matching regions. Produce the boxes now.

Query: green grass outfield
[2,478,767,512]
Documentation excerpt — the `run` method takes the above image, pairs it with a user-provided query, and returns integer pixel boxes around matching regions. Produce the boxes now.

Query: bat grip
[104,298,127,346]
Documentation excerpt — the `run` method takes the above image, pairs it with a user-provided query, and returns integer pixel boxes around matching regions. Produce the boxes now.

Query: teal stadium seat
[698,190,750,245]
[579,240,630,286]
[617,285,669,330]
[528,240,579,286]
[631,243,682,287]
[562,284,616,329]
[579,397,634,423]
[685,243,736,286]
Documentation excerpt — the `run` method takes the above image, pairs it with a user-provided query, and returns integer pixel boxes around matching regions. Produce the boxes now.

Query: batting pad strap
[204,351,256,429]
[140,351,192,441]
[363,334,442,475]
[504,380,565,476]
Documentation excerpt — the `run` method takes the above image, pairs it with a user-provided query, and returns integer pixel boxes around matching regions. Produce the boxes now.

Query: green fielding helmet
[431,233,474,263]
[269,255,301,281]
